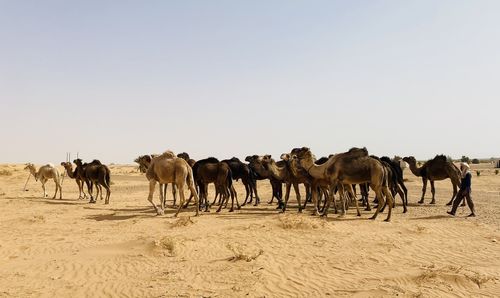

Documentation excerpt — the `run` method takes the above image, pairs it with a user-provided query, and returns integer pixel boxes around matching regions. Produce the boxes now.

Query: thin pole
[23,173,31,191]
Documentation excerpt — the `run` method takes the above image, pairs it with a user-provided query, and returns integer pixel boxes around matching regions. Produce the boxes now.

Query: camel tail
[105,171,111,188]
[186,167,195,188]
[227,168,233,188]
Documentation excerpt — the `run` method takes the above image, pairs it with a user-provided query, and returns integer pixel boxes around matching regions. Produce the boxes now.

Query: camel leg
[293,183,302,213]
[399,180,409,207]
[382,187,394,222]
[216,187,226,213]
[252,180,260,206]
[346,185,361,217]
[429,180,436,204]
[281,183,292,213]
[185,178,200,217]
[229,186,235,212]
[396,184,407,213]
[57,178,62,199]
[446,181,457,206]
[77,180,83,199]
[42,181,48,198]
[105,185,111,204]
[322,183,338,217]
[175,184,186,217]
[233,185,240,210]
[419,177,427,204]
[160,184,167,209]
[309,184,321,216]
[370,187,386,220]
[172,184,177,208]
[147,180,162,215]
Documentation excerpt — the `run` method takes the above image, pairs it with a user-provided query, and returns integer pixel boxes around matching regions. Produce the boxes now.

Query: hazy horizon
[1,1,499,165]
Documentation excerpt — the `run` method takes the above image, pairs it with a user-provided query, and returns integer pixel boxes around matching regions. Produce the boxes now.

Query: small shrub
[476,170,481,177]
[495,169,499,175]
[0,169,12,176]
[461,156,470,163]
[446,156,454,163]
[471,158,480,164]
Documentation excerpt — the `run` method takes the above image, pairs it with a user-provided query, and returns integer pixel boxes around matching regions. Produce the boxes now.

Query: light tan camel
[60,162,87,200]
[145,150,200,217]
[24,163,62,199]
[290,147,395,221]
[135,154,176,208]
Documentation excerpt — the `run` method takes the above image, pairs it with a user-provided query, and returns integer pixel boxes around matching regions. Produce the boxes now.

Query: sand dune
[0,163,499,297]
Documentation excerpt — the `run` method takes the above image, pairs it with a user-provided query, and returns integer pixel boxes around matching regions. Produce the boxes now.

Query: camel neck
[268,161,286,180]
[408,161,422,176]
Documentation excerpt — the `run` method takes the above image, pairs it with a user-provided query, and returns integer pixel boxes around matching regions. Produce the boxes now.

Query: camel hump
[201,157,219,163]
[45,163,55,168]
[230,157,240,162]
[433,155,448,162]
[90,159,102,165]
[380,156,392,163]
[315,157,329,165]
[348,147,369,156]
[160,150,176,159]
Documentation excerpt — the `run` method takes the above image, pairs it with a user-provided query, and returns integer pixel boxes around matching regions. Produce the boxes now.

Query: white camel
[24,163,63,199]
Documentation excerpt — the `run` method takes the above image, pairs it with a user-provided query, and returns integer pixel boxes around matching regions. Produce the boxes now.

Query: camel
[402,155,461,205]
[290,147,395,221]
[370,156,407,213]
[24,163,62,199]
[256,155,310,213]
[381,156,408,211]
[284,153,352,215]
[74,159,111,204]
[245,155,283,208]
[190,157,239,212]
[60,162,87,200]
[221,157,259,206]
[146,150,199,216]
[135,154,175,207]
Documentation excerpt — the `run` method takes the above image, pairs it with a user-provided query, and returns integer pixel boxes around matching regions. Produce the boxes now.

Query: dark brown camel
[245,155,283,208]
[403,155,461,205]
[370,156,407,213]
[189,157,239,212]
[290,147,395,221]
[60,161,87,200]
[74,159,111,204]
[221,157,259,206]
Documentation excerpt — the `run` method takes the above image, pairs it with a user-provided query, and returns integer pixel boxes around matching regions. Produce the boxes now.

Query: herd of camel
[24,147,464,222]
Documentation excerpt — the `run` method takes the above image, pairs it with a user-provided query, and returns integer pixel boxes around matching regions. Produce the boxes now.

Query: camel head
[60,161,73,170]
[177,152,190,161]
[74,158,83,166]
[134,155,152,173]
[402,156,416,165]
[280,153,290,161]
[261,155,274,169]
[24,163,38,180]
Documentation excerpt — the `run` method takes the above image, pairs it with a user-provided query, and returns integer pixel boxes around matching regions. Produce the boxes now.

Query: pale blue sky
[1,1,499,164]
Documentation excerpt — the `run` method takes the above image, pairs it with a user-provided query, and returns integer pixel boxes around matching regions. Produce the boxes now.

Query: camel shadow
[406,203,442,208]
[409,215,451,220]
[26,198,85,206]
[85,213,145,221]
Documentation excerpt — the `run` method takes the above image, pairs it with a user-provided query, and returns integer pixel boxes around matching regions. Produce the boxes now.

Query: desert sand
[0,163,499,297]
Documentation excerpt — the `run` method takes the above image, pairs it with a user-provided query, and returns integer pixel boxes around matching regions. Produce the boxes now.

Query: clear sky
[1,1,499,164]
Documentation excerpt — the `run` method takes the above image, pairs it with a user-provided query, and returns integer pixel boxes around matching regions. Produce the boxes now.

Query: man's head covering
[460,162,471,177]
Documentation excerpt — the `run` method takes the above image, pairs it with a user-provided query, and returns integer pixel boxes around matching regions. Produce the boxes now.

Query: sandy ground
[0,162,499,297]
